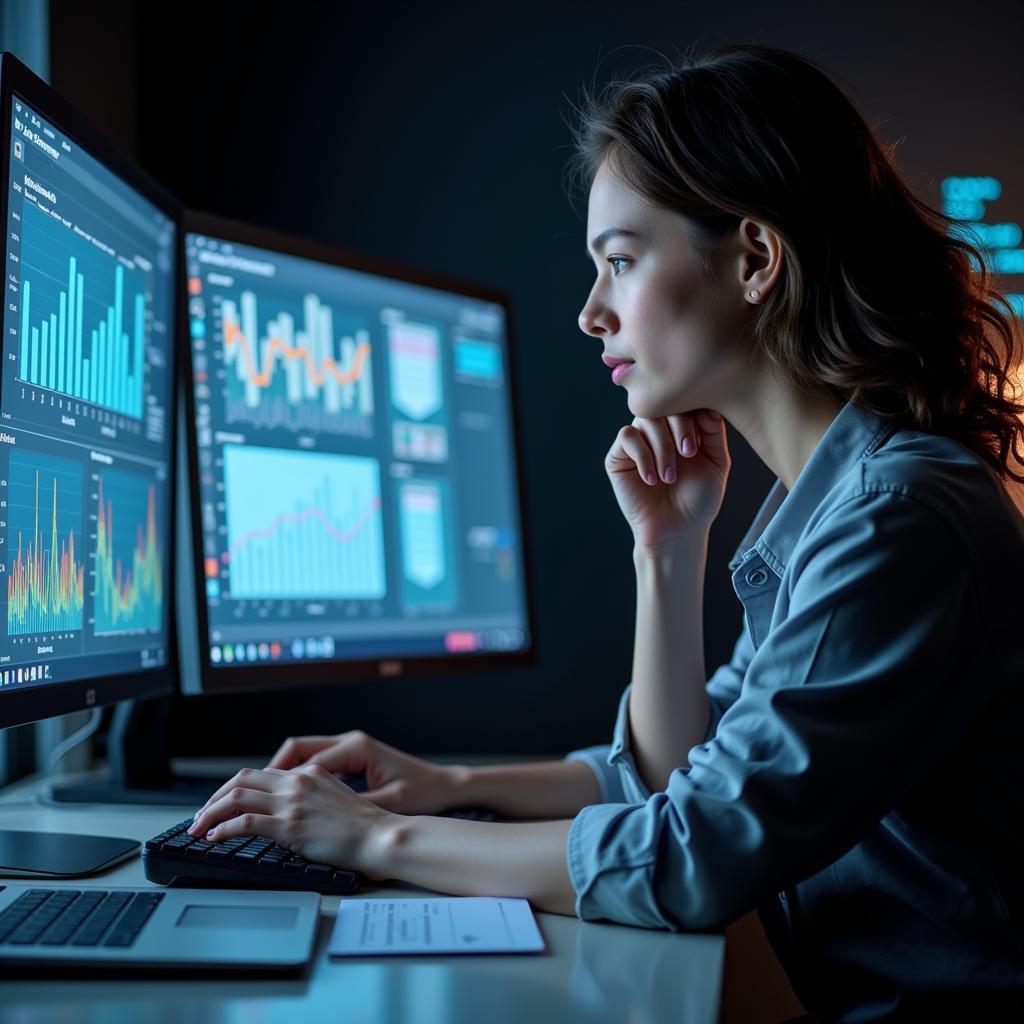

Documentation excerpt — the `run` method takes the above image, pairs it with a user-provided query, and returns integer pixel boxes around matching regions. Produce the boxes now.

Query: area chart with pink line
[222,443,386,600]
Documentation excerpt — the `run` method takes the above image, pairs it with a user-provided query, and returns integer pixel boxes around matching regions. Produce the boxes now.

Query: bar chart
[220,290,374,436]
[223,444,386,600]
[18,200,147,418]
[93,469,164,635]
[6,450,85,636]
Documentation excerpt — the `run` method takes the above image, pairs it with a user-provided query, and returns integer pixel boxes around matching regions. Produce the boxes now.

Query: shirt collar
[727,400,898,576]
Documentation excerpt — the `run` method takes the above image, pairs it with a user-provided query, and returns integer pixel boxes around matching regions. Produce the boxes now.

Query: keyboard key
[103,893,163,947]
[71,894,131,947]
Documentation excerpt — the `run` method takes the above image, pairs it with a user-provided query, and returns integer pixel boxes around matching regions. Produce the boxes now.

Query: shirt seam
[817,484,982,604]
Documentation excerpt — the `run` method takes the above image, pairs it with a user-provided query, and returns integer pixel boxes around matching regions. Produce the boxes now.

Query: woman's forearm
[629,537,711,792]
[445,759,602,820]
[364,815,577,916]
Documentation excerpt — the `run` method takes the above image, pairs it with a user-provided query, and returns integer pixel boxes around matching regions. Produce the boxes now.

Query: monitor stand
[48,697,225,806]
[0,703,222,879]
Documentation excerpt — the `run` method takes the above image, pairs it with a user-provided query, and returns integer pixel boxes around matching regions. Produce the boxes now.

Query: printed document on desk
[329,897,545,956]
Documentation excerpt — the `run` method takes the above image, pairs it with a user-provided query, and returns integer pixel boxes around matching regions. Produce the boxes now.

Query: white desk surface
[0,760,724,1024]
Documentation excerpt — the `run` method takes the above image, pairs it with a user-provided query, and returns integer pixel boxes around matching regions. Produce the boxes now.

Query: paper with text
[328,897,545,956]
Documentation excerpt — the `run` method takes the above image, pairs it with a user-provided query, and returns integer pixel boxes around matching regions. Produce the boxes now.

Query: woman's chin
[627,391,690,422]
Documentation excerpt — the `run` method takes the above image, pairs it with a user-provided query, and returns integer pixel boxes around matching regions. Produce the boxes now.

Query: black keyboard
[143,818,361,894]
[144,806,496,895]
[0,888,163,948]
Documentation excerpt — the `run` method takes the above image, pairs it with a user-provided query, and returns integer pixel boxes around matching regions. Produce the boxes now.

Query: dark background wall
[48,0,1024,758]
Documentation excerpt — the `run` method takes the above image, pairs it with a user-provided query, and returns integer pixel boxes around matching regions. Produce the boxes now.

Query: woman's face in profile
[578,157,749,421]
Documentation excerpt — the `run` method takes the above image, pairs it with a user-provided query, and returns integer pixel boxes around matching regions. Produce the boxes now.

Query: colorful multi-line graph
[93,470,164,635]
[218,290,374,436]
[18,199,147,418]
[223,444,385,600]
[6,450,85,635]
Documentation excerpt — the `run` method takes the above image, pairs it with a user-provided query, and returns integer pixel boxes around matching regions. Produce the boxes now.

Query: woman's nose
[578,297,615,337]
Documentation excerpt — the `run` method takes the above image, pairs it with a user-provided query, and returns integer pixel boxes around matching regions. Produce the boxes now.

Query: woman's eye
[607,255,631,276]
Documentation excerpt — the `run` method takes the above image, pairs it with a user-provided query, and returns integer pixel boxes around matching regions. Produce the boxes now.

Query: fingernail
[682,438,696,456]
[663,466,676,483]
[645,471,656,485]
[206,829,216,838]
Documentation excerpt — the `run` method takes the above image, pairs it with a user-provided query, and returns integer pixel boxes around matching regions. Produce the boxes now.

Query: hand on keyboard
[187,764,390,877]
[144,818,360,894]
[262,730,467,816]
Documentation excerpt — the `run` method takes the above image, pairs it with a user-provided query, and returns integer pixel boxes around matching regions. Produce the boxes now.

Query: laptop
[0,883,320,972]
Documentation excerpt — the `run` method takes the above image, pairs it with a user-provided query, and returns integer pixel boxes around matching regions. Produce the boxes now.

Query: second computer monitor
[177,213,534,695]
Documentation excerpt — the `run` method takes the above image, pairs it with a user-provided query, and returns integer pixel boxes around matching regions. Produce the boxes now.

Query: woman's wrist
[442,762,476,805]
[358,809,410,881]
[633,531,709,563]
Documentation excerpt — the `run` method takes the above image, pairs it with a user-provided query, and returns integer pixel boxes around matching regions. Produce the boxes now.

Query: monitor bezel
[0,52,181,728]
[180,208,538,696]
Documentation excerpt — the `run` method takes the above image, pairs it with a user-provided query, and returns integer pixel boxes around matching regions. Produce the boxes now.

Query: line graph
[223,444,386,600]
[220,291,374,436]
[93,470,164,635]
[6,450,85,635]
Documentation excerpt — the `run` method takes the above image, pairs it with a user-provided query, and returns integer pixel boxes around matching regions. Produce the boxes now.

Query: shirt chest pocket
[731,554,782,651]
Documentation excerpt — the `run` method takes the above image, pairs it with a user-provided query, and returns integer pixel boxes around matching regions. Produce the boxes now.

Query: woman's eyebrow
[586,227,641,258]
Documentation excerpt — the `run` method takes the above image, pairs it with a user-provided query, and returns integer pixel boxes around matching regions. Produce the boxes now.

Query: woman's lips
[611,361,635,385]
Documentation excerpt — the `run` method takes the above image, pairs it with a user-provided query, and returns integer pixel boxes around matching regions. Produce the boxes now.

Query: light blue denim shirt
[564,399,1024,1019]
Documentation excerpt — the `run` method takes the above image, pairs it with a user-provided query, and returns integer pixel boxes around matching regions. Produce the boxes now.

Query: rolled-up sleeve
[563,744,628,804]
[601,614,756,806]
[566,490,989,931]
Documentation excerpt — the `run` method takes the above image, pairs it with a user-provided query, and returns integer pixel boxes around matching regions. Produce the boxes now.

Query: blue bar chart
[18,199,146,418]
[223,444,386,600]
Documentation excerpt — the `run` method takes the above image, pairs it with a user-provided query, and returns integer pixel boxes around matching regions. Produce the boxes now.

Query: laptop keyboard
[0,889,163,948]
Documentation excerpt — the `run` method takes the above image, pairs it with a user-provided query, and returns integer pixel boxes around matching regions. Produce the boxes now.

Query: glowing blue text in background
[942,176,1023,316]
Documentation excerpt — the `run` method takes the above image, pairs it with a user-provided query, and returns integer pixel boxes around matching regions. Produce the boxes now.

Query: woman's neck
[722,377,846,491]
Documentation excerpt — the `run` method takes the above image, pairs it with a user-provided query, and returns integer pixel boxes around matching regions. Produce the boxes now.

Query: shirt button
[745,567,769,587]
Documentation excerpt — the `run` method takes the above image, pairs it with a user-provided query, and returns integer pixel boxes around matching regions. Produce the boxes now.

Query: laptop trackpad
[177,905,299,929]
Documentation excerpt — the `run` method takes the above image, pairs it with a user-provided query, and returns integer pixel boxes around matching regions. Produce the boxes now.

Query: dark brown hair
[568,43,1024,487]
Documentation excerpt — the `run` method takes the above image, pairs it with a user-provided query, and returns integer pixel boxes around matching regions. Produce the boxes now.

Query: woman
[189,45,1024,1018]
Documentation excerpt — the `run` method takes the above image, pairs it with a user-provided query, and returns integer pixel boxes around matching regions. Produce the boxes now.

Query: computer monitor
[0,53,179,871]
[177,211,534,699]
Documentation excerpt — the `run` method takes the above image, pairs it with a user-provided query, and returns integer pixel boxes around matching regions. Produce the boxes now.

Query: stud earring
[749,289,760,301]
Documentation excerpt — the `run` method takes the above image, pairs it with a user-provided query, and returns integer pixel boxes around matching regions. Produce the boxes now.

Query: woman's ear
[737,217,784,304]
